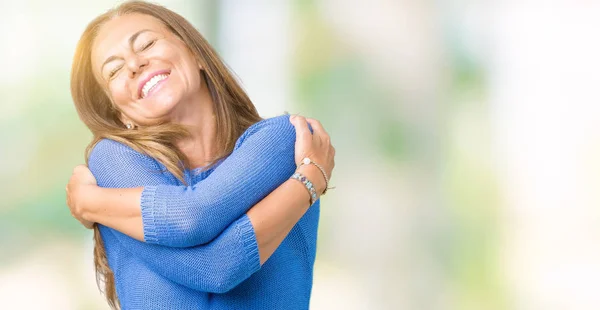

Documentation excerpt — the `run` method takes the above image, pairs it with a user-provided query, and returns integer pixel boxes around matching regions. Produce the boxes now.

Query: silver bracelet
[298,157,334,195]
[290,172,318,205]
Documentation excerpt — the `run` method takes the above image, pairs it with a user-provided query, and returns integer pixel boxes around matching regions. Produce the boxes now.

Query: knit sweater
[88,115,320,310]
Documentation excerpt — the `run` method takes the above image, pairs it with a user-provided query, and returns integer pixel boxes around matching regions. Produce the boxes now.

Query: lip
[138,69,171,99]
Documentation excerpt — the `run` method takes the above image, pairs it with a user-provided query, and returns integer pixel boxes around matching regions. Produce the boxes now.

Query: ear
[119,113,135,129]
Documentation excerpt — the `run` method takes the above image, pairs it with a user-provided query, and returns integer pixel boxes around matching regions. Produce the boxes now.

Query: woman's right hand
[66,165,98,229]
[289,115,335,196]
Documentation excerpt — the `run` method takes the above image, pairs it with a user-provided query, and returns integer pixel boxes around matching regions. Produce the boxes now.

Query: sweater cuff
[140,185,168,244]
[237,214,261,273]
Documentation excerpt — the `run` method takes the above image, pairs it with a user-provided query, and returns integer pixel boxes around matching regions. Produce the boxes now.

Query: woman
[65,1,335,309]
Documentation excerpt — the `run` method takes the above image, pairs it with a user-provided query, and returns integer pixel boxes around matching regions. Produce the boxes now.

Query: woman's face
[91,13,202,126]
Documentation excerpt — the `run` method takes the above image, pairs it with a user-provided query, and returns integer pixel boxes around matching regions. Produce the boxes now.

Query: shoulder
[89,138,159,169]
[247,114,294,135]
[90,138,139,160]
[235,114,295,147]
[88,139,180,187]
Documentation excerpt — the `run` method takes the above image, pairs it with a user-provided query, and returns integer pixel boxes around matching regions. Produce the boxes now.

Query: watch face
[303,157,311,165]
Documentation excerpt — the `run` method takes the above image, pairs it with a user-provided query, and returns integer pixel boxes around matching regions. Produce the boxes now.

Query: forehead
[91,13,168,67]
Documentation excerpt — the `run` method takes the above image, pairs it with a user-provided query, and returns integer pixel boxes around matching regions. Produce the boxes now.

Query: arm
[100,175,320,294]
[84,163,324,264]
[101,214,262,293]
[83,115,303,247]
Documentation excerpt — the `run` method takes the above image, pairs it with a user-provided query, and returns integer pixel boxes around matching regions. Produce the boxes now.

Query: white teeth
[141,74,168,99]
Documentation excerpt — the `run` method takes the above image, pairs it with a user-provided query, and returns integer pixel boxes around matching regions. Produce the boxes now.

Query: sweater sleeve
[138,115,297,247]
[87,127,270,291]
[99,214,260,293]
[87,115,297,247]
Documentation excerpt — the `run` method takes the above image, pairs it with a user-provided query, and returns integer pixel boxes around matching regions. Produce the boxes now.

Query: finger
[306,118,330,142]
[290,115,312,142]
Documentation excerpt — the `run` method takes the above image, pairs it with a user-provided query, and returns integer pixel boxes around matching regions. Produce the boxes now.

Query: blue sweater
[88,115,320,309]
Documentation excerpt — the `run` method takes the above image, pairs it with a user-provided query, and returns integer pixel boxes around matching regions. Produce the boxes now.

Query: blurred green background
[1,1,600,309]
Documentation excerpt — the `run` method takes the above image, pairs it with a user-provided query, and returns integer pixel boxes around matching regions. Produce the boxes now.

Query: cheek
[170,47,202,87]
[107,79,133,106]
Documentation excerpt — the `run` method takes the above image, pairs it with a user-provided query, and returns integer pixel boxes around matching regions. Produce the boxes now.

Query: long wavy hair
[70,1,262,308]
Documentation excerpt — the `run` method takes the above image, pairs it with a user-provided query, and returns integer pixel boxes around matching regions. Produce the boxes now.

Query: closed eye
[108,65,123,78]
[140,40,156,52]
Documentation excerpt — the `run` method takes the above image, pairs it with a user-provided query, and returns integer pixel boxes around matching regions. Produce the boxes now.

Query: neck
[171,83,218,169]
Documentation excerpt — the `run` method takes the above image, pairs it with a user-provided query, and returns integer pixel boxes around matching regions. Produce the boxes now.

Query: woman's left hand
[66,165,97,229]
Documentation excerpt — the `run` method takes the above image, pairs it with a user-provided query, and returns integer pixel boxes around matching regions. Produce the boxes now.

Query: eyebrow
[100,29,154,74]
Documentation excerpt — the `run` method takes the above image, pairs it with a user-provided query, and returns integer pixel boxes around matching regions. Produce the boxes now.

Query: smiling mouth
[140,72,170,99]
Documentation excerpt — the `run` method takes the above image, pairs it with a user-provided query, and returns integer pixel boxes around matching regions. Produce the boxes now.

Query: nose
[126,54,148,78]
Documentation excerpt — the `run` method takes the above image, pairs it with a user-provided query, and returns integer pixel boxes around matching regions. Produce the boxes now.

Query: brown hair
[70,1,261,308]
